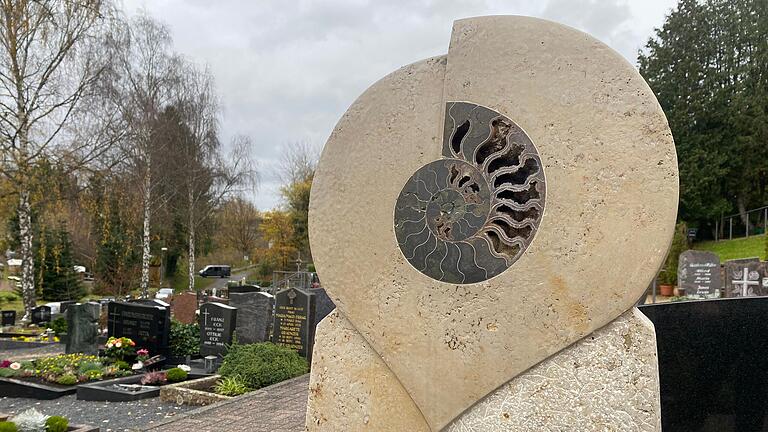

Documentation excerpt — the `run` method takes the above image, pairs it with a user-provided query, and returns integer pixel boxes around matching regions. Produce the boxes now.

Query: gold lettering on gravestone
[276,305,306,350]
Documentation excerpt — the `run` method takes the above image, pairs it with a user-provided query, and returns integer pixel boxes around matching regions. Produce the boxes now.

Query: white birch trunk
[140,167,152,298]
[19,190,35,323]
[188,189,196,292]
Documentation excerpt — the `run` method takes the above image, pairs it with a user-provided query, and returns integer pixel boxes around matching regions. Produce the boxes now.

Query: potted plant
[658,222,688,297]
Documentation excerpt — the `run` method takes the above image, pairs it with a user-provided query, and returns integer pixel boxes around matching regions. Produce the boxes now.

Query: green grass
[694,234,767,262]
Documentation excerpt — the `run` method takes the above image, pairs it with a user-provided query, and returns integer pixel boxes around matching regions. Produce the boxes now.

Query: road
[204,269,250,291]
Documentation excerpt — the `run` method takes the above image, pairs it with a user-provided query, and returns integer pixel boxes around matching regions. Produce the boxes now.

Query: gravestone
[229,291,274,344]
[310,287,335,324]
[306,15,677,432]
[199,302,237,357]
[678,250,721,298]
[1,311,15,327]
[65,303,100,355]
[59,301,77,314]
[107,302,170,357]
[171,292,198,325]
[273,287,316,361]
[31,305,51,326]
[724,259,765,297]
[228,284,261,294]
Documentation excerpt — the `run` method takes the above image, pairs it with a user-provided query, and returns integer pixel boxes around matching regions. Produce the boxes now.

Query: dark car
[198,265,231,278]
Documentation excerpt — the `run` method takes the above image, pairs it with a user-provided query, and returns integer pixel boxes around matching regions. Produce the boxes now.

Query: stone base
[305,308,661,431]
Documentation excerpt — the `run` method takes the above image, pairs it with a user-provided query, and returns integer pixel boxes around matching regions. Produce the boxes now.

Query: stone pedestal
[306,308,661,431]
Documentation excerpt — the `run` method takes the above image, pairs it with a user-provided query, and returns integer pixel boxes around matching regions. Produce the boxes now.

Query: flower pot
[659,284,674,296]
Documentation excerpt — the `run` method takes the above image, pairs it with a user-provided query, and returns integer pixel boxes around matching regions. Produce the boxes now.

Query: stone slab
[678,250,721,298]
[306,308,660,431]
[309,16,677,429]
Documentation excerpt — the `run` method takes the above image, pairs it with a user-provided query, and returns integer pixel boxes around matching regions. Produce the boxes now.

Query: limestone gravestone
[107,302,170,357]
[65,303,100,355]
[272,287,316,361]
[1,311,15,327]
[199,302,237,357]
[229,291,274,344]
[678,250,721,298]
[306,16,677,432]
[724,259,765,297]
[171,292,198,324]
[31,305,51,326]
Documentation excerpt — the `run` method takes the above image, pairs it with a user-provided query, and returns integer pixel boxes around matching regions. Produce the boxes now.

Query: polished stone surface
[678,250,721,298]
[640,298,768,432]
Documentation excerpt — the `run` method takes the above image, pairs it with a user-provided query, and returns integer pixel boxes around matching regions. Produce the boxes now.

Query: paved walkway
[144,374,310,432]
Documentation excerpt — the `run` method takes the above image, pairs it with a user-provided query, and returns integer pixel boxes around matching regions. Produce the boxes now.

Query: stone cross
[732,268,759,297]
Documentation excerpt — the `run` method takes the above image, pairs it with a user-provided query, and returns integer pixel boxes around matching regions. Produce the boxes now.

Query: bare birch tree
[107,13,181,297]
[0,0,118,321]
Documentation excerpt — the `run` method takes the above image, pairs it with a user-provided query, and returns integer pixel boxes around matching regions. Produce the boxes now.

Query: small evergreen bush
[0,421,16,432]
[169,320,199,357]
[165,367,188,383]
[45,416,68,432]
[218,343,308,390]
[50,318,67,336]
[55,374,77,386]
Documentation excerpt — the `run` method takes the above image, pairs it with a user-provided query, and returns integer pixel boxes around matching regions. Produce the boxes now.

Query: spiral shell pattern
[394,102,546,284]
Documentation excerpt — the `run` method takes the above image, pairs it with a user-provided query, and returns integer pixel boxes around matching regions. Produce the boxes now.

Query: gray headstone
[273,287,316,362]
[199,302,237,357]
[724,259,765,298]
[229,291,274,344]
[677,250,721,298]
[65,302,100,355]
[311,287,336,324]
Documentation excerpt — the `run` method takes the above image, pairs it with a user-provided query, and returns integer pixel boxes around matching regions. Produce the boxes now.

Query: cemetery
[0,1,765,432]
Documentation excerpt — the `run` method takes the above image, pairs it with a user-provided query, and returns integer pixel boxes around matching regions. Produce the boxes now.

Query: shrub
[219,343,308,390]
[11,409,47,432]
[0,292,18,303]
[214,375,249,396]
[165,367,188,383]
[45,416,68,432]
[169,320,199,357]
[112,360,130,371]
[140,371,167,385]
[659,222,688,285]
[0,421,17,432]
[76,361,102,374]
[56,374,78,386]
[0,368,17,378]
[50,317,67,336]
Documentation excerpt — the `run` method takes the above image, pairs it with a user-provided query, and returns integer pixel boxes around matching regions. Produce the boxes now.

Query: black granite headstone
[59,301,77,314]
[272,287,316,362]
[31,305,51,325]
[199,302,237,357]
[678,250,722,298]
[229,292,273,344]
[724,259,764,297]
[107,301,170,357]
[1,311,15,327]
[310,287,335,324]
[640,298,768,431]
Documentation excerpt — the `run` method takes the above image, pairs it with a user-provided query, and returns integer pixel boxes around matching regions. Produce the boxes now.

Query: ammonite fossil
[394,102,546,284]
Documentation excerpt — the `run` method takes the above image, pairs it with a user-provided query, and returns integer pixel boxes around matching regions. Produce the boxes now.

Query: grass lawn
[694,234,767,262]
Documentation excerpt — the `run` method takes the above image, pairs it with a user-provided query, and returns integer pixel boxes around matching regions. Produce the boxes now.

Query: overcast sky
[121,0,678,210]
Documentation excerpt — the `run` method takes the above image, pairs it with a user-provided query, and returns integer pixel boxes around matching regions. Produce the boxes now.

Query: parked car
[155,288,174,300]
[198,265,231,278]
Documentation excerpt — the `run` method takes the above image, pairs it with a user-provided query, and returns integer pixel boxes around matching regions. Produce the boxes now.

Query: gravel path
[0,395,196,431]
[0,343,64,361]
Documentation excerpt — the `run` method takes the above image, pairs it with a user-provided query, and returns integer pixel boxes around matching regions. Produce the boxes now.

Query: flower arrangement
[136,349,150,362]
[104,337,136,360]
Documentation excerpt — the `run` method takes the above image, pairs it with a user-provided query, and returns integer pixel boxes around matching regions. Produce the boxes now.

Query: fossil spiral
[394,102,546,284]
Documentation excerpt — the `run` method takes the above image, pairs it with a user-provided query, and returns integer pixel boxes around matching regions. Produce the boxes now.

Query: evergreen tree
[39,225,85,301]
[639,0,768,235]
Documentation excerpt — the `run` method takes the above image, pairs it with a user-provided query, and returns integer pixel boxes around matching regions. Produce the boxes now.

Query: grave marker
[31,305,51,326]
[107,302,170,357]
[724,260,765,297]
[272,287,316,361]
[1,311,15,327]
[66,303,100,355]
[229,291,274,344]
[171,292,198,325]
[199,302,237,357]
[678,250,721,298]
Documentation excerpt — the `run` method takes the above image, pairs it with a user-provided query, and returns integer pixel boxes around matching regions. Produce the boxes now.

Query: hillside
[694,235,767,262]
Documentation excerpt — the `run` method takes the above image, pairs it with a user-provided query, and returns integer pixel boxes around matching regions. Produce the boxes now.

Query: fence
[716,205,768,241]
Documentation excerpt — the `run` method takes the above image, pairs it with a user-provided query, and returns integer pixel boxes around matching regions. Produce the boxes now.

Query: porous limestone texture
[309,16,677,430]
[306,308,661,432]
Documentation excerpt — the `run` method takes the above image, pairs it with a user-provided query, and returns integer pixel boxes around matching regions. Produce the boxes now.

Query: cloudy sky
[121,0,678,210]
